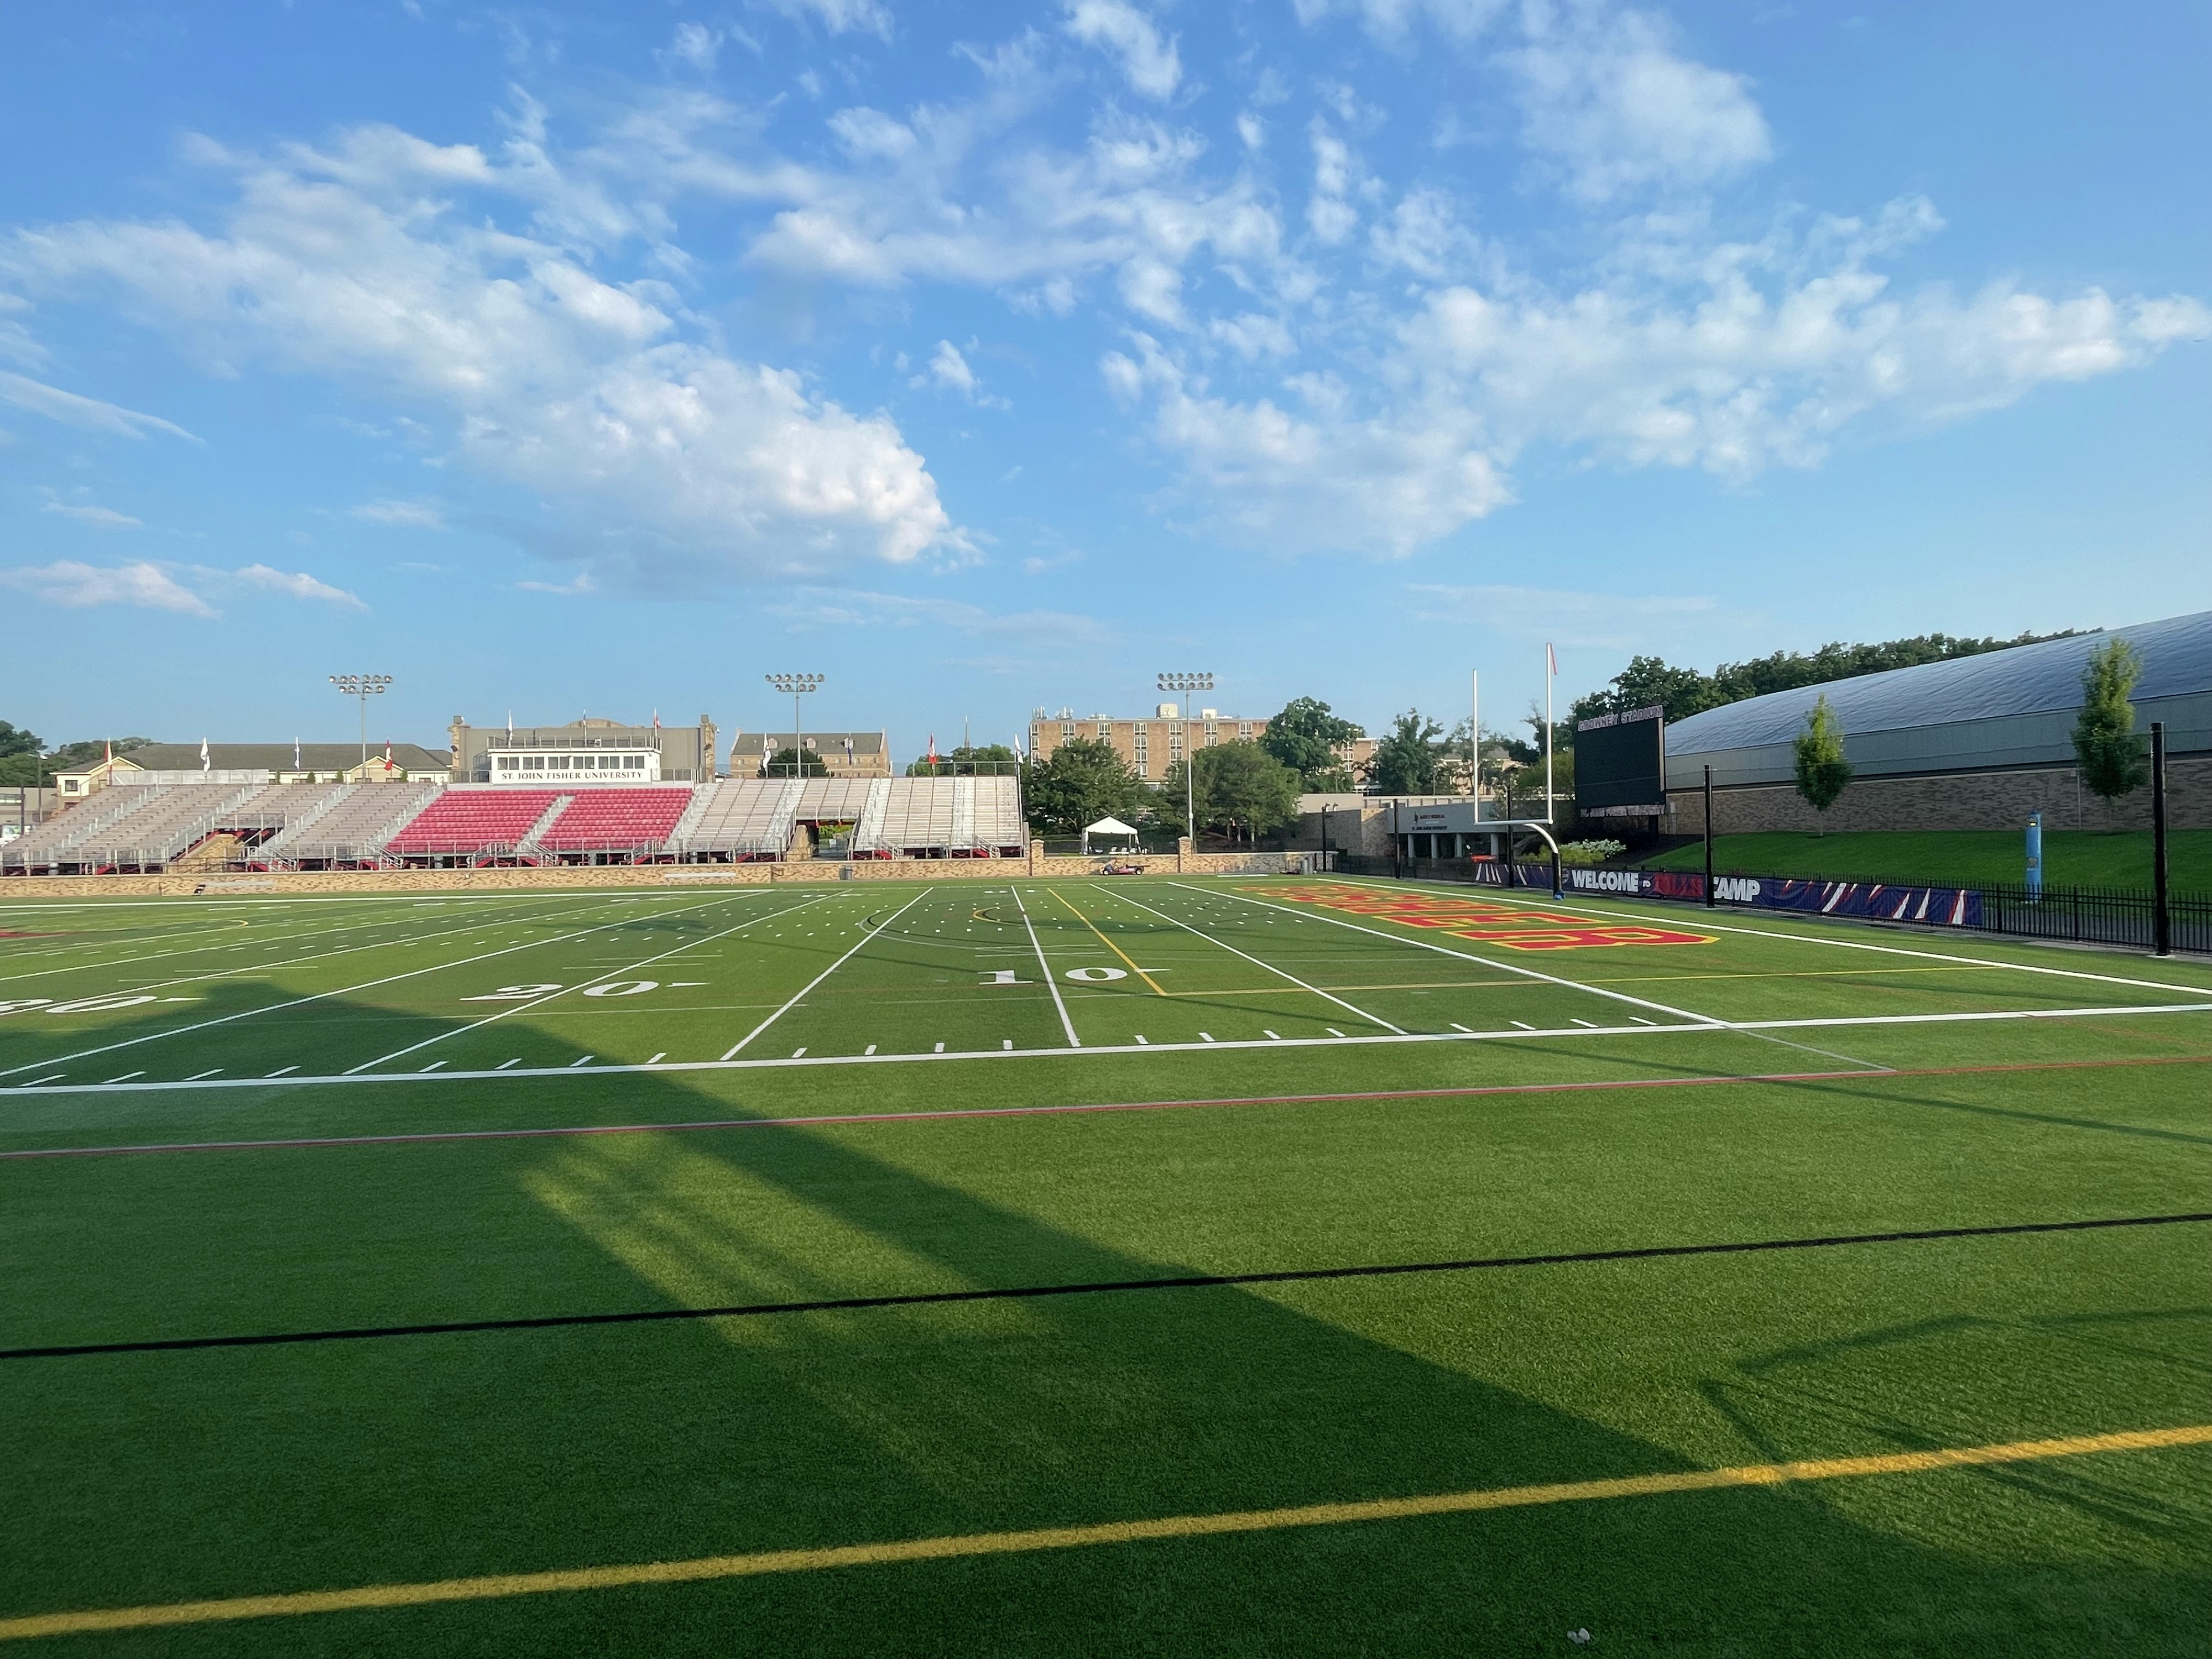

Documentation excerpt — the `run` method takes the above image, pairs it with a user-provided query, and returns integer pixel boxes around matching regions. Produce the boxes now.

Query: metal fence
[1327,855,2211,956]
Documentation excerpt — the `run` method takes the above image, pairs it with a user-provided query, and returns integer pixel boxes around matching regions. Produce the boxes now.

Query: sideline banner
[1455,861,1984,928]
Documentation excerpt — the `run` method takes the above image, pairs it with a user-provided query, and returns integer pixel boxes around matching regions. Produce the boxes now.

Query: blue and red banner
[1455,861,1984,928]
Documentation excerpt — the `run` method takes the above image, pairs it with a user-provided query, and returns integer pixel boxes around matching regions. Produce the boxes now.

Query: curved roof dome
[1667,610,2212,756]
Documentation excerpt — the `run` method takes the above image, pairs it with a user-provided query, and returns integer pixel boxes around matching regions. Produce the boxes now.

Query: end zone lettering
[1258,884,1713,952]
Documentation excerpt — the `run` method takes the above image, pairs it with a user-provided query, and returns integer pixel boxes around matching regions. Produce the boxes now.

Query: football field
[3,874,2209,1653]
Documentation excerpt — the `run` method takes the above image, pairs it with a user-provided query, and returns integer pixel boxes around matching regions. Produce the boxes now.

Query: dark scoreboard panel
[1577,708,1666,813]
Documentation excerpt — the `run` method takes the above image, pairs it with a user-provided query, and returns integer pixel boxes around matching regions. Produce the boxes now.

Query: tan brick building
[727,731,891,779]
[1026,704,1374,782]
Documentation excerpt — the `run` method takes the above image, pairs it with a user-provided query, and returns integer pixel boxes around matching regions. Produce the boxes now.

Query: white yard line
[1171,881,1724,1027]
[1012,885,1081,1047]
[13,1000,2207,1095]
[723,888,931,1057]
[1097,884,1405,1034]
[0,891,754,1081]
[0,891,649,1037]
[341,895,828,1075]
[0,897,531,988]
[1342,875,2212,1001]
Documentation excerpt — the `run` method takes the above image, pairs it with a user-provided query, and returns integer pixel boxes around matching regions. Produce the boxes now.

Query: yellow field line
[1051,891,1167,995]
[4,1425,2206,1642]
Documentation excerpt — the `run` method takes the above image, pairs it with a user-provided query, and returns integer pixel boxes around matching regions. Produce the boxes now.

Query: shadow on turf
[3,987,2209,1657]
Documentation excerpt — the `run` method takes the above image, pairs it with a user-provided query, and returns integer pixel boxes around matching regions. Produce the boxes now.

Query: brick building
[1026,703,1375,783]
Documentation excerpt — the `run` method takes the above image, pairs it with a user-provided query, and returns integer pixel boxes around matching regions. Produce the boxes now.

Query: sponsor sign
[1453,863,1983,927]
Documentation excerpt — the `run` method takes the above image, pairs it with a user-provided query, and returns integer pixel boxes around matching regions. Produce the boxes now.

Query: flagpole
[1543,643,1554,826]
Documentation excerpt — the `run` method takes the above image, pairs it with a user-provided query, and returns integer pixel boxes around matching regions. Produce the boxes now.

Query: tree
[2072,637,2148,828]
[1025,736,1144,836]
[1568,629,2081,731]
[0,721,40,759]
[906,743,1018,777]
[1259,696,1363,792]
[1792,694,1853,831]
[1162,741,1301,845]
[0,733,149,788]
[760,746,828,778]
[1363,711,1450,795]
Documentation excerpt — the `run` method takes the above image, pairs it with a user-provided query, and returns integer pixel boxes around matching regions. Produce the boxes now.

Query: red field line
[4,1052,2207,1161]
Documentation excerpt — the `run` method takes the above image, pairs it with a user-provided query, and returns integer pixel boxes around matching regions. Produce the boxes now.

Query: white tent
[1082,815,1141,852]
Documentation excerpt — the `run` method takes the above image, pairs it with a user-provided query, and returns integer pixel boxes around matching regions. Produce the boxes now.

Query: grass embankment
[1641,829,2212,890]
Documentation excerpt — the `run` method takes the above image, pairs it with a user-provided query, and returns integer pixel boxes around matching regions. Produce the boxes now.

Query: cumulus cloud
[0,560,215,616]
[920,340,979,395]
[1064,1,1182,101]
[1505,2,1771,201]
[2,119,958,586]
[1102,334,1512,555]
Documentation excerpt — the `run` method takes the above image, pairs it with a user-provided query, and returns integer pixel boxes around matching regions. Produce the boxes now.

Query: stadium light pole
[764,673,824,779]
[1158,671,1213,849]
[327,675,392,776]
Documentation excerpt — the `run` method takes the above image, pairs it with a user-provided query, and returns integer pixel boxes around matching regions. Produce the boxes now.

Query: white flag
[199,737,210,773]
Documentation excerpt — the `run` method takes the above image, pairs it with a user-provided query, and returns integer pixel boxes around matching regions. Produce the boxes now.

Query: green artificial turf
[1640,828,2212,891]
[1,875,2208,1656]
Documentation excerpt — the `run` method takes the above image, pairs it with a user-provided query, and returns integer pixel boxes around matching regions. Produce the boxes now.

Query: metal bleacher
[32,779,265,872]
[2,773,1029,874]
[263,781,442,868]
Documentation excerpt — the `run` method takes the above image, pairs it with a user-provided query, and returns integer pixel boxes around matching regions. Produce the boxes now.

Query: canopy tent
[1082,815,1141,852]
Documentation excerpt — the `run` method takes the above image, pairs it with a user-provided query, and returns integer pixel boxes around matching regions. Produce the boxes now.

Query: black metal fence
[1327,854,2211,956]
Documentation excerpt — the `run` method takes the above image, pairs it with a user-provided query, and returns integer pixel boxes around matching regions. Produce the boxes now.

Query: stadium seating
[539,787,693,852]
[258,782,440,867]
[386,789,564,855]
[1,773,1030,873]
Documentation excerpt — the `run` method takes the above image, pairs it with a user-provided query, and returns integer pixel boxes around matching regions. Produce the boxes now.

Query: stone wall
[1666,757,2212,836]
[0,847,1317,900]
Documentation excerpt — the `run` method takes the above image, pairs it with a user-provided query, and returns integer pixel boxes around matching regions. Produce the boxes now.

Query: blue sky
[1,0,2205,761]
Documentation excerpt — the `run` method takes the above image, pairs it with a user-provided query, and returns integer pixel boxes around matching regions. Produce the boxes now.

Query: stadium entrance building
[448,716,716,785]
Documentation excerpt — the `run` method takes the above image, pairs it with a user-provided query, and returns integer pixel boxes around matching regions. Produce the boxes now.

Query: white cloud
[518,572,597,596]
[3,122,959,585]
[0,560,215,617]
[1292,0,1510,45]
[351,498,446,529]
[664,23,723,71]
[1100,335,1512,555]
[1408,581,1719,648]
[0,369,196,441]
[1306,123,1358,244]
[39,490,142,529]
[921,340,978,395]
[1064,1,1182,101]
[227,564,368,609]
[1505,2,1771,201]
[764,0,891,40]
[769,587,1105,643]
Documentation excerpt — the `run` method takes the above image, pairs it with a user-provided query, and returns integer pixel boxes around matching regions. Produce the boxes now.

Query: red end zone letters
[1258,885,1714,952]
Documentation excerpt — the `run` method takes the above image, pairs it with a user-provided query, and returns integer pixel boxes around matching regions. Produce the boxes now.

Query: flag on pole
[926,733,938,765]
[105,739,113,766]
[1545,641,1557,677]
[507,711,513,737]
[199,738,210,774]
[293,737,301,770]
[653,709,661,731]
[383,739,394,778]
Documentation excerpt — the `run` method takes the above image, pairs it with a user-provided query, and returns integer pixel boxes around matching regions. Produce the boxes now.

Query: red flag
[926,733,938,764]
